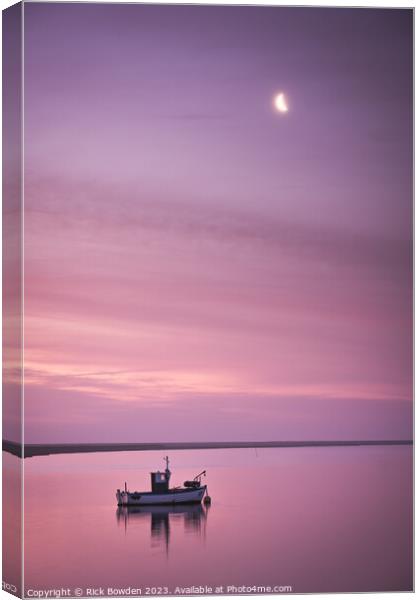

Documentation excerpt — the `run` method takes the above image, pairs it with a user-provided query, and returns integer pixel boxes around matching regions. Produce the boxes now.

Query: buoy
[204,495,211,505]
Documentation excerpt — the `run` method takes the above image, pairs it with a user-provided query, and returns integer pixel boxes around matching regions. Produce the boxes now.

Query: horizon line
[2,439,413,458]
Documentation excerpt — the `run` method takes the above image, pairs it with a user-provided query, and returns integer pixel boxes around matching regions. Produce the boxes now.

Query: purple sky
[16,4,412,443]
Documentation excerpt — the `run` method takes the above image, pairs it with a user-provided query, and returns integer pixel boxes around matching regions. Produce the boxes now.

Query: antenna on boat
[164,456,171,477]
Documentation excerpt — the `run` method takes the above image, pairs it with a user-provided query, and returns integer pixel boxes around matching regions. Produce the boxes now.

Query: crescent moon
[274,93,288,113]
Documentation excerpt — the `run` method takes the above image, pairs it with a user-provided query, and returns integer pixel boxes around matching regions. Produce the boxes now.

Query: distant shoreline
[2,439,413,458]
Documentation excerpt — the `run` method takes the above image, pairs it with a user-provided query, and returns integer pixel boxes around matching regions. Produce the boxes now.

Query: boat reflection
[116,504,209,552]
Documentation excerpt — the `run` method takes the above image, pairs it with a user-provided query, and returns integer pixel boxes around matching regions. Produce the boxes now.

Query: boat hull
[116,486,206,506]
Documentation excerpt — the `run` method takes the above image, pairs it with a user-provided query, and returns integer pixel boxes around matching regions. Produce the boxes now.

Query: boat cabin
[150,456,171,493]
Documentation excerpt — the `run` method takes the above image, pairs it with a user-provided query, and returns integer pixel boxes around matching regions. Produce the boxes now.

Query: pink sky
[10,4,413,443]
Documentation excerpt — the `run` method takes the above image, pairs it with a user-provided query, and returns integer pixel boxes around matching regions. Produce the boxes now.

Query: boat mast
[164,455,170,474]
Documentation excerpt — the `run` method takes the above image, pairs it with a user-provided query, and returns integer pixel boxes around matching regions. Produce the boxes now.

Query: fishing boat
[116,457,210,506]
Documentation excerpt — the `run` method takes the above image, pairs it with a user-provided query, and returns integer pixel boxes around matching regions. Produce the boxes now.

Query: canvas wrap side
[2,2,23,597]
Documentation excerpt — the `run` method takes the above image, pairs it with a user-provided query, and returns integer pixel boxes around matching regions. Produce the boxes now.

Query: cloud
[157,112,229,120]
[21,382,413,444]
[25,176,412,279]
[20,176,412,443]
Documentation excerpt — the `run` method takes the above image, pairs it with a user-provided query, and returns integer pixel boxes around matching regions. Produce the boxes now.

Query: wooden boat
[116,457,209,506]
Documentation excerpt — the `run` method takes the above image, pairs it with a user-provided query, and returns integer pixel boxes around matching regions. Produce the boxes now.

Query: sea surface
[5,446,413,595]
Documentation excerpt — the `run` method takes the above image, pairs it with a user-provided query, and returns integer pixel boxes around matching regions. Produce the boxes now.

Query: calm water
[12,446,413,594]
